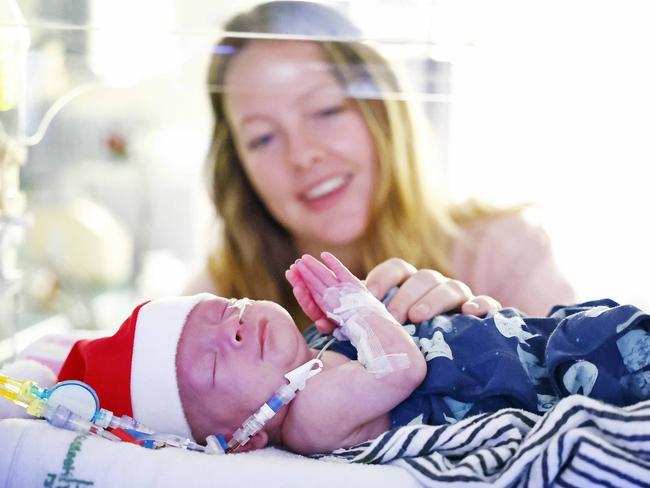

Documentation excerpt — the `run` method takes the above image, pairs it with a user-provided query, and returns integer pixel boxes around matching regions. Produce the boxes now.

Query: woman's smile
[299,173,353,210]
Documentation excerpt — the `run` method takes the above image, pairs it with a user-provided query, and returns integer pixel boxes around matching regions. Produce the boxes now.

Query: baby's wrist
[323,284,408,377]
[323,283,394,326]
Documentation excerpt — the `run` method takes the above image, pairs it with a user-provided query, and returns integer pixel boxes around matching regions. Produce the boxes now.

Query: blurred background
[1,0,649,359]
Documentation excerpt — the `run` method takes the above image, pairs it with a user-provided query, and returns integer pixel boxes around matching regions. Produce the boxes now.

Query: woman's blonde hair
[206,1,514,329]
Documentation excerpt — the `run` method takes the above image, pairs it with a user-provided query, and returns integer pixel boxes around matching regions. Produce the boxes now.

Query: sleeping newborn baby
[3,252,650,455]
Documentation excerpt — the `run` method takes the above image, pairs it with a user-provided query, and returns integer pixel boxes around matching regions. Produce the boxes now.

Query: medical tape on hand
[323,283,410,377]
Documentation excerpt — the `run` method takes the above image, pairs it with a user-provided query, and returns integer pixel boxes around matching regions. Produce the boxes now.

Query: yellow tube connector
[0,374,47,417]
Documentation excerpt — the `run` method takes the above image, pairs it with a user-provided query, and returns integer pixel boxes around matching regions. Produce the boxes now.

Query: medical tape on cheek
[323,284,410,377]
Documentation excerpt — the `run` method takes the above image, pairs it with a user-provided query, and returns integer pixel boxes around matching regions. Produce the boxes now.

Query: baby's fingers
[286,269,325,323]
[315,317,337,335]
[298,254,339,288]
[292,260,333,309]
[285,266,303,289]
[320,252,363,285]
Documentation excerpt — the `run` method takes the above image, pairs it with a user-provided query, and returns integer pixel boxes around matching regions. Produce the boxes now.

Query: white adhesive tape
[324,283,409,377]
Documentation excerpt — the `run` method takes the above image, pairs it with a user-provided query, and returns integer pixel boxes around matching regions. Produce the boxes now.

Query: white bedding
[0,418,420,488]
[4,395,650,487]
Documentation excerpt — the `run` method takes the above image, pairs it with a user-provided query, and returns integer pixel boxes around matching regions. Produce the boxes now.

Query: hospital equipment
[222,356,324,453]
[0,373,181,448]
[0,337,336,454]
[0,0,29,354]
[213,337,336,453]
[202,297,335,453]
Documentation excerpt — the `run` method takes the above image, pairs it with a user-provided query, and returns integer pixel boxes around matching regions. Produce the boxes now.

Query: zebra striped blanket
[323,395,650,487]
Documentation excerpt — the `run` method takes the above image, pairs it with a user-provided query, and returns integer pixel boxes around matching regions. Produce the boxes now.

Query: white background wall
[444,0,650,309]
[346,0,650,311]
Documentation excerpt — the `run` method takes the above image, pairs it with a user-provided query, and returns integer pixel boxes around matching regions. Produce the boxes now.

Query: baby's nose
[219,314,245,348]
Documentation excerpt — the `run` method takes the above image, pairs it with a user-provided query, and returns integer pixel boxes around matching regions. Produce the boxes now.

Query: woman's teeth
[305,176,347,200]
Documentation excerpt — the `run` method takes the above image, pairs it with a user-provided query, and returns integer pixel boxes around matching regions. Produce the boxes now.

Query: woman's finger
[385,269,448,323]
[405,279,474,323]
[364,258,417,300]
[461,295,502,317]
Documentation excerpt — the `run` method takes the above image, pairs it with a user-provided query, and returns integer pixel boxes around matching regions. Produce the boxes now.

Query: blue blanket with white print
[320,395,650,487]
[305,299,650,428]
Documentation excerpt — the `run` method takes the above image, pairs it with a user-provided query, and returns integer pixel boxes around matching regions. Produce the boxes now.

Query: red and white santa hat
[57,293,216,439]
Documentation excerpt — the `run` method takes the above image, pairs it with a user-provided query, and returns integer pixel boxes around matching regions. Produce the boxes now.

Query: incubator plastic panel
[0,0,454,356]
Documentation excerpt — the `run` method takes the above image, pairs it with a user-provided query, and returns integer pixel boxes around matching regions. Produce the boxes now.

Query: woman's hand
[285,252,366,334]
[365,258,501,324]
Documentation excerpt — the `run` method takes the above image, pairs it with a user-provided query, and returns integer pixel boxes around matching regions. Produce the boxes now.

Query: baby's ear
[233,431,269,453]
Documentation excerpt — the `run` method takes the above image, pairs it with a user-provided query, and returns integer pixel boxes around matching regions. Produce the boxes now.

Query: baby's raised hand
[285,252,365,334]
[288,253,412,378]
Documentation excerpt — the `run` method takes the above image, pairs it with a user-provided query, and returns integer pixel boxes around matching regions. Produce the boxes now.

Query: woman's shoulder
[450,208,575,314]
[454,209,550,256]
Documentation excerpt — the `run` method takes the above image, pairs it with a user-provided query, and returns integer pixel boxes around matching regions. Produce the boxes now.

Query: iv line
[210,337,337,455]
[1,337,339,455]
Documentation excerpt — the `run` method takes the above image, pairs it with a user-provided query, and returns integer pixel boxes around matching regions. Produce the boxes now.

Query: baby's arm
[284,253,426,453]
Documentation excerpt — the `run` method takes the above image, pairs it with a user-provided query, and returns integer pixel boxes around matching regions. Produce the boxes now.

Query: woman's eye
[317,105,345,118]
[248,133,274,151]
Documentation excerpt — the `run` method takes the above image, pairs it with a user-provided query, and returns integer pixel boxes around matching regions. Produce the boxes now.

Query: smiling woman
[184,1,575,330]
[224,40,377,249]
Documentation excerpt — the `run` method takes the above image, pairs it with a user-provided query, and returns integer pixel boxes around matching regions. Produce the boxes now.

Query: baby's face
[176,297,313,442]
